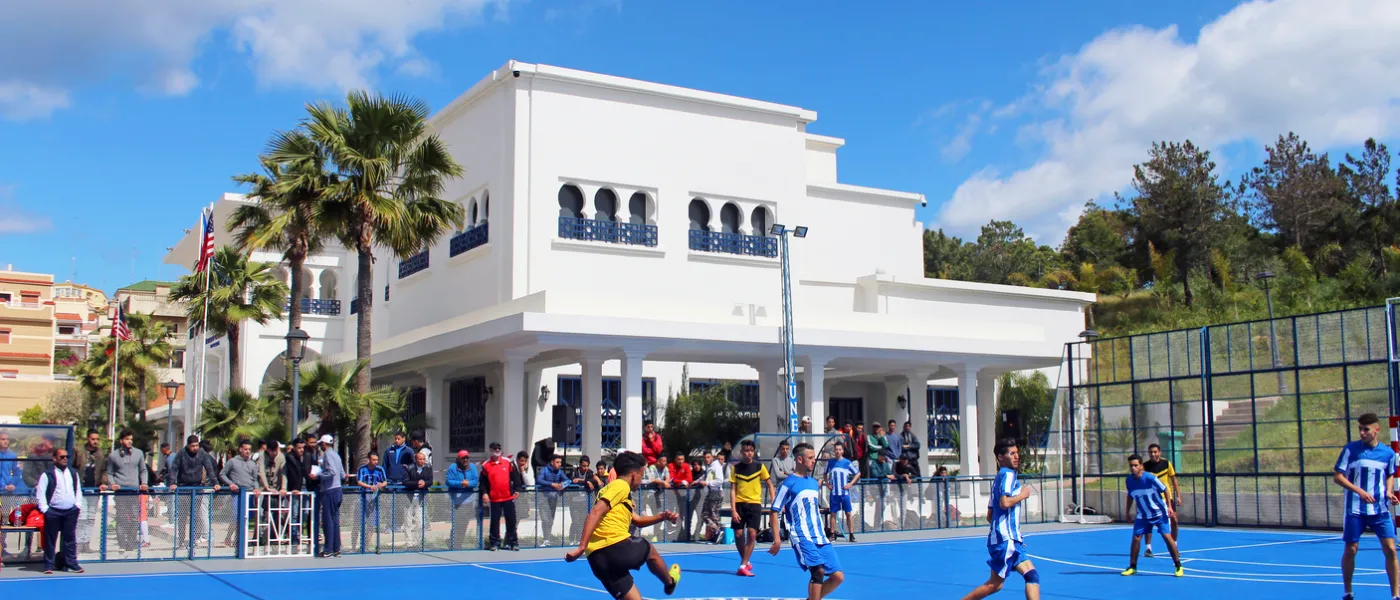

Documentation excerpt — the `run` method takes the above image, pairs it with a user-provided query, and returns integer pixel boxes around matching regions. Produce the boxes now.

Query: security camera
[921,200,928,207]
[512,70,520,78]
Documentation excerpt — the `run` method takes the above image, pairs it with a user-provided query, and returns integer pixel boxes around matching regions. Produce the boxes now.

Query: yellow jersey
[729,461,770,504]
[1143,458,1176,500]
[585,479,635,554]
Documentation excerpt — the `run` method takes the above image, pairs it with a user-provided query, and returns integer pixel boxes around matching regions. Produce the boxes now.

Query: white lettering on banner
[788,381,800,433]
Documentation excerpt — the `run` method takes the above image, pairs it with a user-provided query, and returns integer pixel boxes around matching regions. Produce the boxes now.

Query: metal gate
[243,491,315,558]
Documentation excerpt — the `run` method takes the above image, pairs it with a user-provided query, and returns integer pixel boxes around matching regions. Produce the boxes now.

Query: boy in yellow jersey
[566,451,682,599]
[1141,443,1181,557]
[731,439,776,577]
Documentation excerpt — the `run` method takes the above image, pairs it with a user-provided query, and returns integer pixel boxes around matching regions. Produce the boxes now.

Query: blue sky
[3,0,1397,293]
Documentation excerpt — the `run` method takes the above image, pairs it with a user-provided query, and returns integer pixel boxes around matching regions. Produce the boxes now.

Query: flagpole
[109,314,120,441]
[195,204,214,436]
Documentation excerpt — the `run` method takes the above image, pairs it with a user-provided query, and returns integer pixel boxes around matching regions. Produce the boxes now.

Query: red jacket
[667,462,692,486]
[480,457,516,503]
[642,433,664,465]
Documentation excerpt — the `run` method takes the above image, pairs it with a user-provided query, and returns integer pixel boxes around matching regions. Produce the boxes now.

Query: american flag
[195,207,215,273]
[111,303,132,341]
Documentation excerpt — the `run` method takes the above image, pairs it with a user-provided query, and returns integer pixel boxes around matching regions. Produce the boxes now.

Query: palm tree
[75,337,155,425]
[229,131,332,338]
[122,312,174,421]
[170,246,288,392]
[264,360,408,467]
[277,91,464,461]
[196,388,282,455]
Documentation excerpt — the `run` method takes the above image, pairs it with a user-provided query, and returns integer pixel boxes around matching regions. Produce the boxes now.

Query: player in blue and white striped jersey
[961,439,1040,600]
[822,442,860,542]
[769,442,844,600]
[1122,454,1183,577]
[1334,412,1400,600]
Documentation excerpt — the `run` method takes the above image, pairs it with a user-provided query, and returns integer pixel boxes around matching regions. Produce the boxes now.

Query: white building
[168,61,1094,478]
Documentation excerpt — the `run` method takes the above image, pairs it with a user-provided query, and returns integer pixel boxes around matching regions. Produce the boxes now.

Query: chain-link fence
[1066,304,1399,529]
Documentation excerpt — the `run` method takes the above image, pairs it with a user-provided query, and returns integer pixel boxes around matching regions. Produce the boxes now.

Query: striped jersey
[358,465,387,486]
[826,457,859,498]
[987,467,1023,545]
[1126,472,1169,521]
[1335,441,1398,516]
[771,473,830,545]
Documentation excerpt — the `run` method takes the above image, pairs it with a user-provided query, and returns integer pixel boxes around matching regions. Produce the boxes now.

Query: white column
[582,358,604,459]
[420,366,451,463]
[957,365,981,478]
[801,356,827,426]
[621,350,645,451]
[525,366,548,447]
[905,371,930,476]
[500,352,529,457]
[977,371,1000,474]
[753,362,781,433]
[308,267,324,300]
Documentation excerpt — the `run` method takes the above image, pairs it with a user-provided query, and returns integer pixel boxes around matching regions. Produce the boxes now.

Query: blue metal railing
[283,298,341,316]
[558,216,658,247]
[398,251,429,279]
[450,223,490,257]
[688,229,778,257]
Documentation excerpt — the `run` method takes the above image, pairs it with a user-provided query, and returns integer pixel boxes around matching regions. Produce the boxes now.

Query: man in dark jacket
[530,437,556,473]
[284,439,311,491]
[169,435,219,545]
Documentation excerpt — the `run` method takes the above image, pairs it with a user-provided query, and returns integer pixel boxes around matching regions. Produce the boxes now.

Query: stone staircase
[1182,396,1280,452]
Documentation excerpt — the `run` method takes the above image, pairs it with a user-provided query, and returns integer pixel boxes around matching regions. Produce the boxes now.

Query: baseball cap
[457,450,470,459]
[800,416,812,423]
[318,434,333,445]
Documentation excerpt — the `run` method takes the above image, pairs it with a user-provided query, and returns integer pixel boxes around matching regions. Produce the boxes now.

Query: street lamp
[1256,270,1287,395]
[163,380,180,446]
[771,223,808,433]
[285,328,310,437]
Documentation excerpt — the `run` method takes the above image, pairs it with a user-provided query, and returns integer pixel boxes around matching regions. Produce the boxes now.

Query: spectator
[252,440,267,464]
[531,437,556,473]
[934,465,949,477]
[596,460,612,485]
[302,433,320,465]
[354,453,387,550]
[538,454,571,546]
[445,450,480,550]
[799,416,812,434]
[700,450,725,542]
[284,439,311,492]
[480,442,519,551]
[824,416,838,435]
[104,429,148,557]
[259,441,287,492]
[642,454,671,528]
[156,442,174,487]
[866,423,889,472]
[852,424,869,473]
[770,441,794,488]
[409,432,432,466]
[219,440,260,548]
[36,448,83,574]
[570,455,603,541]
[885,420,901,461]
[382,432,413,487]
[309,434,345,557]
[515,451,534,489]
[0,431,19,493]
[404,450,433,544]
[899,421,922,476]
[169,435,219,545]
[668,451,695,542]
[22,435,56,489]
[894,456,917,484]
[75,430,106,553]
[641,422,664,466]
[868,451,893,529]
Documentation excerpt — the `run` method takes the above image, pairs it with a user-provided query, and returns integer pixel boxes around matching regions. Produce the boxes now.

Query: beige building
[0,267,70,419]
[111,281,188,423]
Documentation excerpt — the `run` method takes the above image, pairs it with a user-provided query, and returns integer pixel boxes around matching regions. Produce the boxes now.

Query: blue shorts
[1132,516,1171,537]
[1344,512,1397,544]
[987,540,1028,578]
[829,495,853,514]
[793,540,842,574]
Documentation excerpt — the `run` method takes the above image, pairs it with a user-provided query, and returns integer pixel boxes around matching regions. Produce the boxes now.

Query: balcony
[688,229,778,258]
[284,298,342,316]
[558,217,658,247]
[398,251,429,279]
[450,222,489,257]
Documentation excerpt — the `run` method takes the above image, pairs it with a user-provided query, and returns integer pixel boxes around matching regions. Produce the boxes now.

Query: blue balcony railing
[398,251,429,279]
[688,229,778,257]
[284,298,341,316]
[558,216,658,247]
[450,222,489,257]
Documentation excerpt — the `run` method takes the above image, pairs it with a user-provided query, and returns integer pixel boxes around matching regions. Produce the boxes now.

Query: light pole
[771,223,808,434]
[285,328,310,438]
[162,380,180,446]
[1257,270,1287,395]
[1071,328,1099,512]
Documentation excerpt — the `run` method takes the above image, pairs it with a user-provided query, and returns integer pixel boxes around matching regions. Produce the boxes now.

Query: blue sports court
[0,525,1386,599]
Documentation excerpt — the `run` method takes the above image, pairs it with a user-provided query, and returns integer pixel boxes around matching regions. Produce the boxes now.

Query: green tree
[1062,201,1131,269]
[1340,138,1397,274]
[1125,140,1230,307]
[196,388,281,455]
[263,360,405,467]
[971,220,1041,285]
[170,246,288,392]
[660,383,757,457]
[18,404,44,424]
[1244,132,1353,256]
[280,91,465,462]
[923,229,972,280]
[996,371,1056,473]
[74,338,153,424]
[122,312,173,421]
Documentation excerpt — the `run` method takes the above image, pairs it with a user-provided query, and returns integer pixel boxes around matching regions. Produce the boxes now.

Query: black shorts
[587,536,652,599]
[732,502,762,531]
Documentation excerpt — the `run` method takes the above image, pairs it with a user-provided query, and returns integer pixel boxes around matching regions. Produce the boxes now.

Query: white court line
[1179,535,1339,554]
[1029,553,1389,588]
[470,563,608,595]
[1183,556,1386,573]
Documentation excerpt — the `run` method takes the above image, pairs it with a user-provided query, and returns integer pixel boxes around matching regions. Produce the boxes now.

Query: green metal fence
[1066,304,1400,529]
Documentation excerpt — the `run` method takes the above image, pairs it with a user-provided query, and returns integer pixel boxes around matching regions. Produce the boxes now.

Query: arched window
[628,192,649,225]
[320,270,338,300]
[559,184,584,219]
[751,206,772,237]
[594,189,618,222]
[720,202,742,234]
[688,199,711,231]
[482,191,489,223]
[467,197,478,226]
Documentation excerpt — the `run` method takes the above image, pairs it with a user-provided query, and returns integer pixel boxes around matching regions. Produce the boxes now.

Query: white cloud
[936,0,1400,243]
[0,0,504,120]
[0,187,52,234]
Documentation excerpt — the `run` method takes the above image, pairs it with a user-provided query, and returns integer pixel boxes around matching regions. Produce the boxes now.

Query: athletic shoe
[486,544,498,552]
[43,569,53,575]
[737,564,754,577]
[1174,565,1184,577]
[1144,547,1154,558]
[507,544,520,551]
[1120,567,1136,576]
[68,567,84,574]
[665,564,681,595]
[848,533,855,543]
[332,551,341,558]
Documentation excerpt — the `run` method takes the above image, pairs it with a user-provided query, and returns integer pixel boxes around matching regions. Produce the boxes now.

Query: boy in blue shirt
[822,442,859,542]
[768,442,845,600]
[1121,454,1183,577]
[961,439,1040,600]
[1334,412,1400,600]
